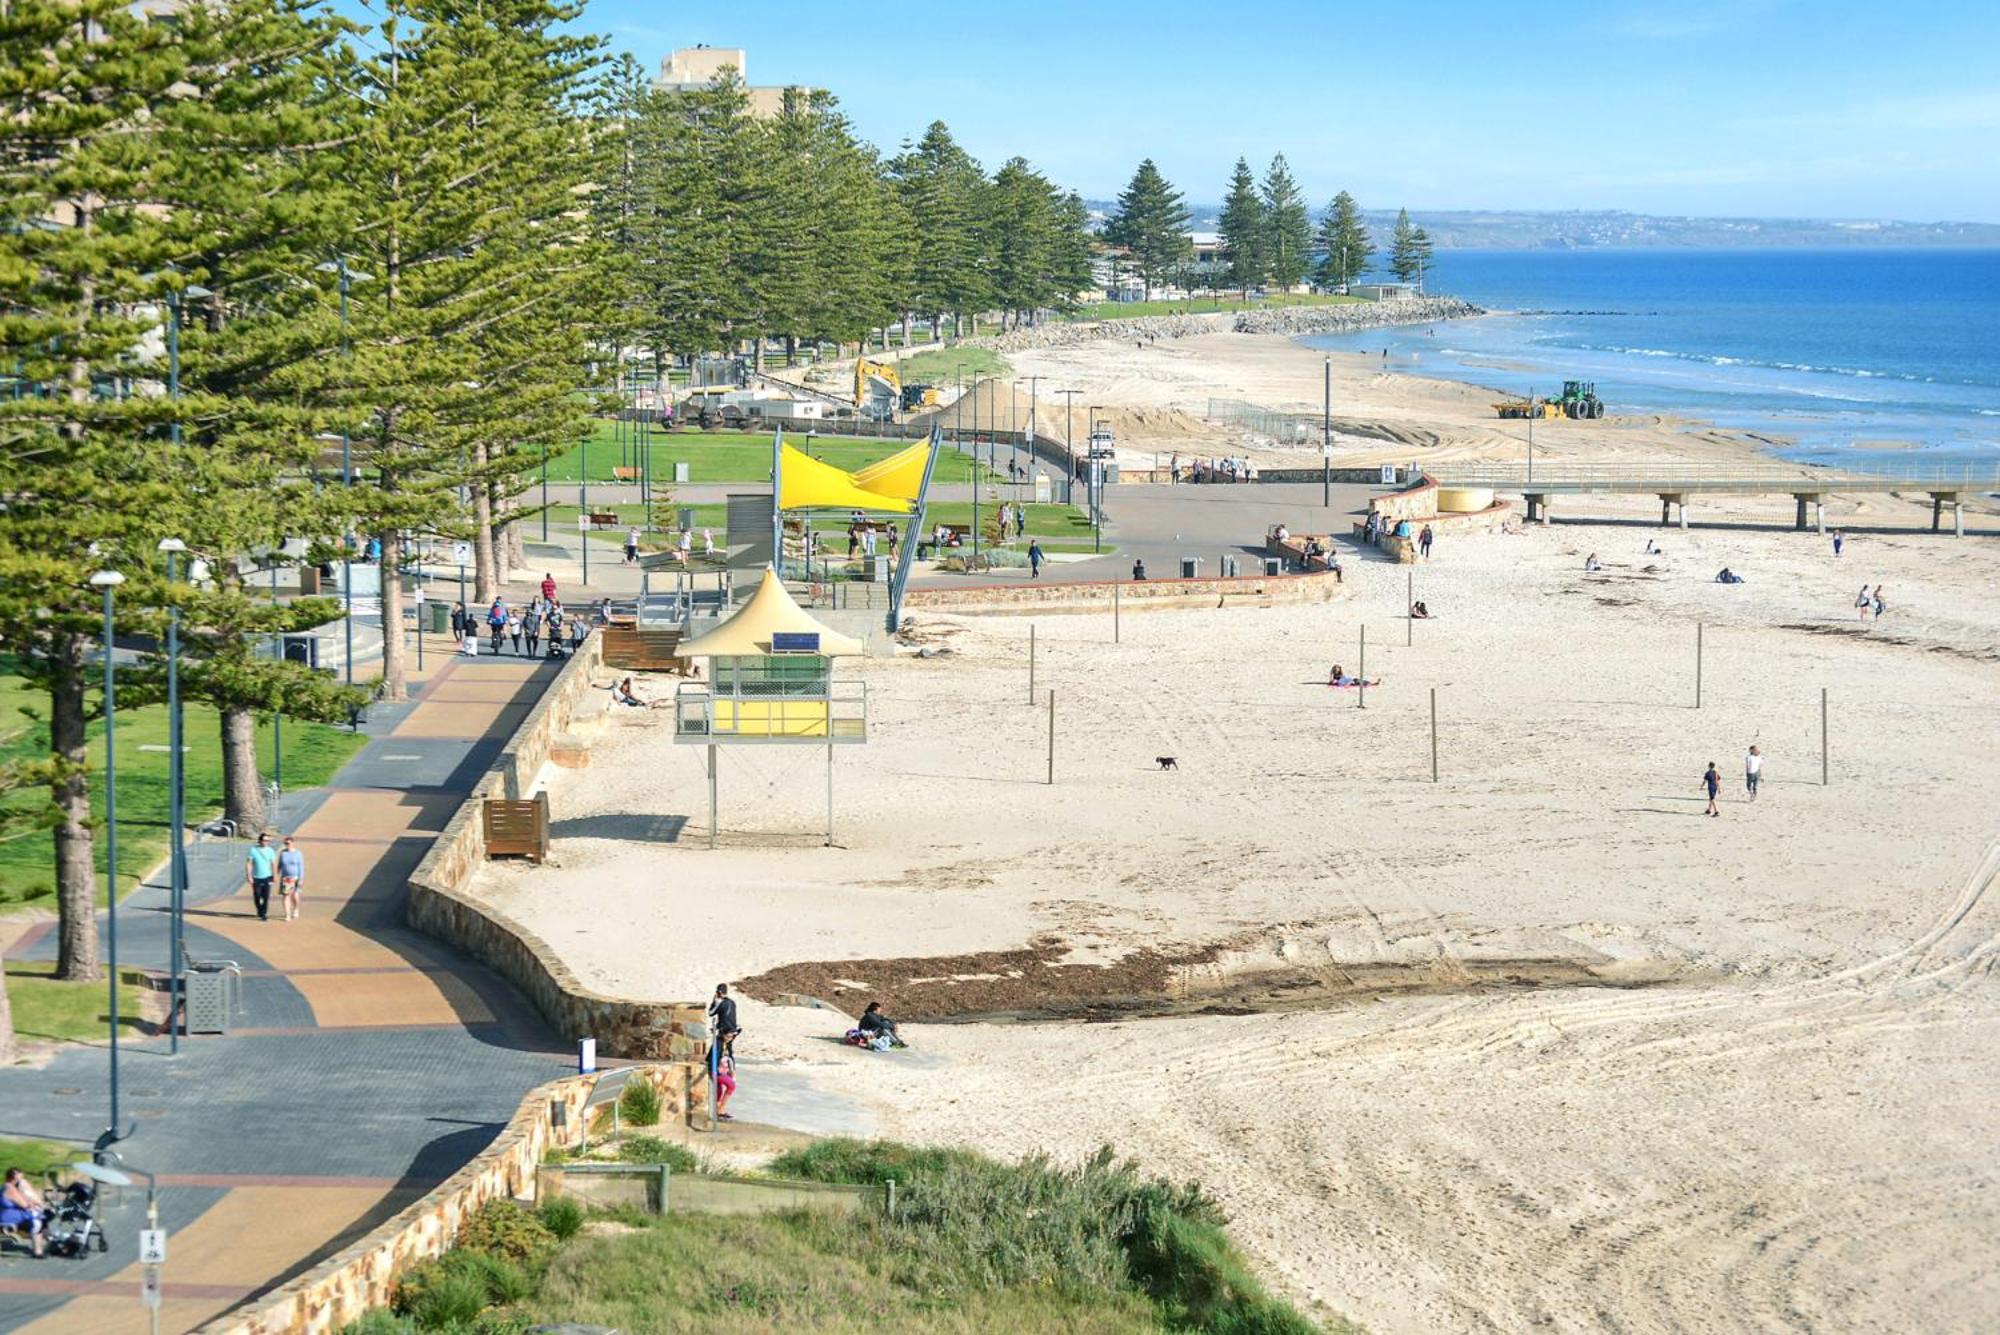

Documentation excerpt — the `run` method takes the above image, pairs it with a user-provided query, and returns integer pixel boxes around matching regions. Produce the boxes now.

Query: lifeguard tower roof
[677,568,862,659]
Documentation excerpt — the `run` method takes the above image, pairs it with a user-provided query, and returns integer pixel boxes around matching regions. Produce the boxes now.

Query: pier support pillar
[1816,500,1825,535]
[1659,495,1672,526]
[1541,495,1554,526]
[1955,502,1964,538]
[1794,495,1808,531]
[1932,495,1943,532]
[1678,500,1689,530]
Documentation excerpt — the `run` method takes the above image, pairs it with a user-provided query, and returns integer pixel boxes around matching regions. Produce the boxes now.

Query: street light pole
[338,255,354,687]
[541,443,549,541]
[157,540,186,1054]
[1088,404,1103,554]
[1058,389,1080,506]
[1019,375,1044,499]
[89,570,128,1147]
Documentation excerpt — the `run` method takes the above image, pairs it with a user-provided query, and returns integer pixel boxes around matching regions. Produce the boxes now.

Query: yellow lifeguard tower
[673,568,867,847]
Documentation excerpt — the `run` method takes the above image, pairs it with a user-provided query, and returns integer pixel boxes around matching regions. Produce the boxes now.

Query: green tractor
[1551,379,1605,420]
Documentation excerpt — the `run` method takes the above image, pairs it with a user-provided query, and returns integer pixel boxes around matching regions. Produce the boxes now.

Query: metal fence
[1424,461,2000,490]
[1206,398,1329,445]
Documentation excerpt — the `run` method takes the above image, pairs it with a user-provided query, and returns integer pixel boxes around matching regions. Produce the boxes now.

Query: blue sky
[583,0,2000,221]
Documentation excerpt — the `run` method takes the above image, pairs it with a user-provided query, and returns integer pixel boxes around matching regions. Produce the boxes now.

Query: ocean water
[1298,248,2000,469]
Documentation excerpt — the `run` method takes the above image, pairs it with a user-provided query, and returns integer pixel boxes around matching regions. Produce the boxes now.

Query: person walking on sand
[1028,539,1044,579]
[1702,762,1722,817]
[1871,585,1886,619]
[278,834,305,921]
[1744,746,1763,802]
[1419,523,1434,559]
[1855,585,1872,622]
[246,830,277,921]
[1832,529,1844,557]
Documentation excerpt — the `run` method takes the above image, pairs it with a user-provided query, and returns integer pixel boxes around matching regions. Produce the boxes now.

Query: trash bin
[1179,556,1202,579]
[1263,556,1283,576]
[184,970,235,1034]
[427,600,450,633]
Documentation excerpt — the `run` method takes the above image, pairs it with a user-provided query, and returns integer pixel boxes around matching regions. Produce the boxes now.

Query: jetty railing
[1423,461,2000,490]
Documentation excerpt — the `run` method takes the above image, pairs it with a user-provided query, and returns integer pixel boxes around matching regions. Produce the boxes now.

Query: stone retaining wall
[404,630,709,1061]
[904,568,1343,614]
[198,1061,705,1335]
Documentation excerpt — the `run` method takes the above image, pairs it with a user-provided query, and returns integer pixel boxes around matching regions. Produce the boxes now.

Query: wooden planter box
[484,791,550,863]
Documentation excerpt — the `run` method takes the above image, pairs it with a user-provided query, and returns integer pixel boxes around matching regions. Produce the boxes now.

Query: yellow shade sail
[849,440,933,503]
[777,443,912,514]
[677,568,864,658]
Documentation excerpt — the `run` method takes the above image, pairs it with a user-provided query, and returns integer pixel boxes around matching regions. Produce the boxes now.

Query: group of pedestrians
[449,575,591,659]
[244,830,306,922]
[1700,745,1764,817]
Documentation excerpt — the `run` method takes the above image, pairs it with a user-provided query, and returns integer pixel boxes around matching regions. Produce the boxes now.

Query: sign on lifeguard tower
[771,631,819,654]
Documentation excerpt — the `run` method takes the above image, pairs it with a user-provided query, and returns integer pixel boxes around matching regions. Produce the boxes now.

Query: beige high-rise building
[655,45,815,118]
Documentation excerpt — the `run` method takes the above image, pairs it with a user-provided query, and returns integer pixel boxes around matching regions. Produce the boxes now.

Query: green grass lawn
[7,961,144,1046]
[0,667,369,911]
[1068,292,1364,321]
[542,427,996,486]
[548,499,1110,557]
[0,1136,85,1178]
[878,346,1012,386]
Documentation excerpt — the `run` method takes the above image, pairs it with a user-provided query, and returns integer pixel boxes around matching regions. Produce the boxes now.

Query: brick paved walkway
[0,643,571,1334]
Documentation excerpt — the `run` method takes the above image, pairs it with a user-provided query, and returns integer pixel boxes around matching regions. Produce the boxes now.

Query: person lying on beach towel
[1327,665,1381,688]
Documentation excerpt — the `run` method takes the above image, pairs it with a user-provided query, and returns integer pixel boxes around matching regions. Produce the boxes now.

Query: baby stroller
[43,1177,107,1259]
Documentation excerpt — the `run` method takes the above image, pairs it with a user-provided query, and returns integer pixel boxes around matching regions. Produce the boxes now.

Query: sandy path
[476,482,2000,1332]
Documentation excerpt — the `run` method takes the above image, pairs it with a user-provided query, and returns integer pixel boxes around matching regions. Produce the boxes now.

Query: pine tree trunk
[784,335,796,366]
[472,443,497,604]
[50,643,100,982]
[900,314,911,348]
[215,564,265,830]
[380,530,407,701]
[221,706,264,832]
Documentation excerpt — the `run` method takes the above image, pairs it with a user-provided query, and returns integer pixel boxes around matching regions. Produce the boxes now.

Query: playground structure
[672,569,868,847]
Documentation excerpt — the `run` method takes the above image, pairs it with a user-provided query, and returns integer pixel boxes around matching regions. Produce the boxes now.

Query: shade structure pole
[707,744,718,849]
[771,426,784,576]
[1358,626,1367,710]
[826,743,834,846]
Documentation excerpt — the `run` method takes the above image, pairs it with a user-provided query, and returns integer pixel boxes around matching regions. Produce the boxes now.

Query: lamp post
[157,540,187,1054]
[1088,405,1104,553]
[1058,389,1080,506]
[315,258,371,686]
[541,442,549,541]
[89,570,130,1147]
[1020,374,1045,500]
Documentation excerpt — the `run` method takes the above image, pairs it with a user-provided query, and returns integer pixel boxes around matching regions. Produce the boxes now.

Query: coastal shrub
[767,1137,971,1186]
[536,1196,584,1241]
[392,1258,487,1328]
[338,1312,417,1335]
[616,1133,697,1172]
[452,1199,553,1266]
[617,1077,662,1127]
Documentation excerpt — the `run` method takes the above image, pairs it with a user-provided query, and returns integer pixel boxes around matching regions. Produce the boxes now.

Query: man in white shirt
[1745,745,1763,801]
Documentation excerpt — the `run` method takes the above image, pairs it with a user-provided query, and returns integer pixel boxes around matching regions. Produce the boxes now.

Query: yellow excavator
[855,358,940,418]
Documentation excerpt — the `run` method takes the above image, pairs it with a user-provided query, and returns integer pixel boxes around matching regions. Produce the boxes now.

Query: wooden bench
[613,467,641,482]
[584,512,620,529]
[484,792,551,862]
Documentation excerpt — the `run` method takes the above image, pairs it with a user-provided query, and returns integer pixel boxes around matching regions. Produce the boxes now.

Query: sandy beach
[470,326,2000,1332]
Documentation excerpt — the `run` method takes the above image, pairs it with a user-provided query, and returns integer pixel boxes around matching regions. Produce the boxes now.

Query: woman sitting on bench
[2,1168,48,1258]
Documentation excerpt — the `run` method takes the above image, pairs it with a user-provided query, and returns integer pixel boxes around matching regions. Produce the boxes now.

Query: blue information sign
[771,631,820,653]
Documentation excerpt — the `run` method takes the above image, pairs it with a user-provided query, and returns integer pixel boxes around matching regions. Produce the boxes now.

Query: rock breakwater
[971,296,1482,353]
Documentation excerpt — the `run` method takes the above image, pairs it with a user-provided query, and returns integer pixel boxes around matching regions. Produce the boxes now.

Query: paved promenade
[0,639,568,1333]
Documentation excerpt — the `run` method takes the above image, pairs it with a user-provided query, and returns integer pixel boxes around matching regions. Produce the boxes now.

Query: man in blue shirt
[245,831,277,921]
[277,835,306,922]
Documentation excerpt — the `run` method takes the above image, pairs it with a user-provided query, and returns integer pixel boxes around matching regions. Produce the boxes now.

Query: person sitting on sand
[610,677,645,707]
[1715,567,1743,584]
[1327,664,1380,688]
[1584,553,1603,572]
[855,1001,905,1049]
[1644,540,1660,555]
[1411,601,1430,619]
